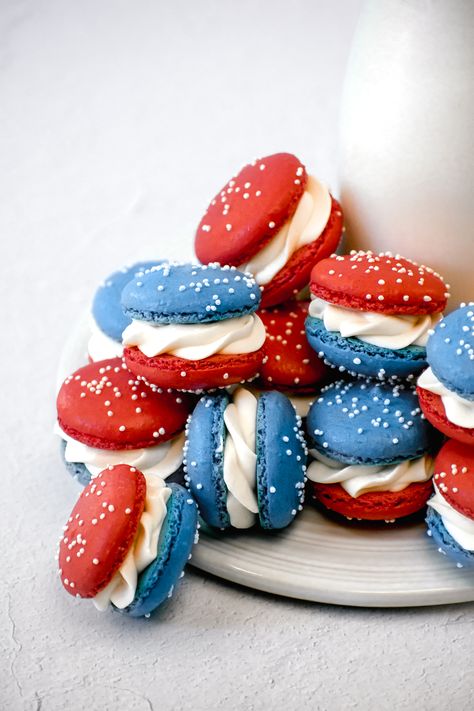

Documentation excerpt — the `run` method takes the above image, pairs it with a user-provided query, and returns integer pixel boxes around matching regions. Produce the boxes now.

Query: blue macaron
[92,261,163,341]
[121,262,261,324]
[426,508,474,569]
[306,379,438,465]
[305,317,427,381]
[123,484,199,617]
[184,388,307,530]
[426,302,474,401]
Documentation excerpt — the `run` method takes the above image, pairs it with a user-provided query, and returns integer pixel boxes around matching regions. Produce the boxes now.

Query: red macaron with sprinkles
[194,152,344,307]
[256,300,329,416]
[306,250,449,380]
[56,358,193,486]
[58,464,199,616]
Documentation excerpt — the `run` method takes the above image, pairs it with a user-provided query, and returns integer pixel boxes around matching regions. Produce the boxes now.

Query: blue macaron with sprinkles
[58,465,199,617]
[306,379,439,521]
[121,262,266,391]
[89,261,163,361]
[184,387,307,529]
[306,251,449,380]
[418,303,474,445]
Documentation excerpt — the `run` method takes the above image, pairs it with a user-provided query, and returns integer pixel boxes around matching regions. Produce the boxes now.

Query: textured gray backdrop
[1,1,472,709]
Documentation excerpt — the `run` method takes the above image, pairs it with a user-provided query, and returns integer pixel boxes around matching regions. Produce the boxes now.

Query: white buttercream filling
[418,367,474,428]
[309,298,441,349]
[55,423,184,480]
[88,317,124,361]
[307,450,433,498]
[122,313,266,360]
[222,388,259,528]
[93,475,171,610]
[240,175,332,285]
[287,393,315,419]
[428,484,474,551]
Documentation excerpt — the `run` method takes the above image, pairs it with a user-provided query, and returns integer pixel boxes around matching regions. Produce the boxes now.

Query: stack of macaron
[55,149,473,620]
[303,250,451,524]
[193,151,343,411]
[416,303,474,566]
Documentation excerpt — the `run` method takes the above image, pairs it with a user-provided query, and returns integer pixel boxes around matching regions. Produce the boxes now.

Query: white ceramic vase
[338,0,474,308]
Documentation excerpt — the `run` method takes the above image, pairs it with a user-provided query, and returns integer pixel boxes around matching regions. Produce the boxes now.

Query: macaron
[425,439,474,568]
[57,464,199,617]
[306,379,438,521]
[417,303,474,444]
[56,358,193,486]
[121,262,266,391]
[89,261,162,362]
[194,153,343,308]
[306,251,449,380]
[256,300,329,417]
[184,387,307,529]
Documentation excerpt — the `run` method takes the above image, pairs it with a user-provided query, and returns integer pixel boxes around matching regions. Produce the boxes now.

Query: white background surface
[1,1,472,709]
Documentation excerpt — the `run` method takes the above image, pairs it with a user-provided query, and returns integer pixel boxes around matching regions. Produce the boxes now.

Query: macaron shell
[426,507,474,567]
[58,465,146,598]
[432,439,474,519]
[417,387,474,445]
[123,484,198,617]
[306,315,428,380]
[122,263,261,325]
[57,358,192,449]
[259,197,343,308]
[310,252,448,315]
[426,304,474,400]
[92,261,163,341]
[195,153,307,266]
[124,347,264,392]
[185,393,231,529]
[306,379,437,465]
[259,301,328,390]
[60,440,92,487]
[311,480,433,521]
[256,391,306,529]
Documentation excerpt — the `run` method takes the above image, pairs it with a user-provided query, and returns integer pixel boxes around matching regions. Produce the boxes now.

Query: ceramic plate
[57,316,474,608]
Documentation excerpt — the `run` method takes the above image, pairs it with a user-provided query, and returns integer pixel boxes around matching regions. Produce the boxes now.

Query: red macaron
[57,358,193,450]
[258,300,328,392]
[124,348,264,393]
[310,251,449,315]
[59,464,146,598]
[310,479,434,522]
[432,440,474,519]
[417,388,474,445]
[195,152,343,308]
